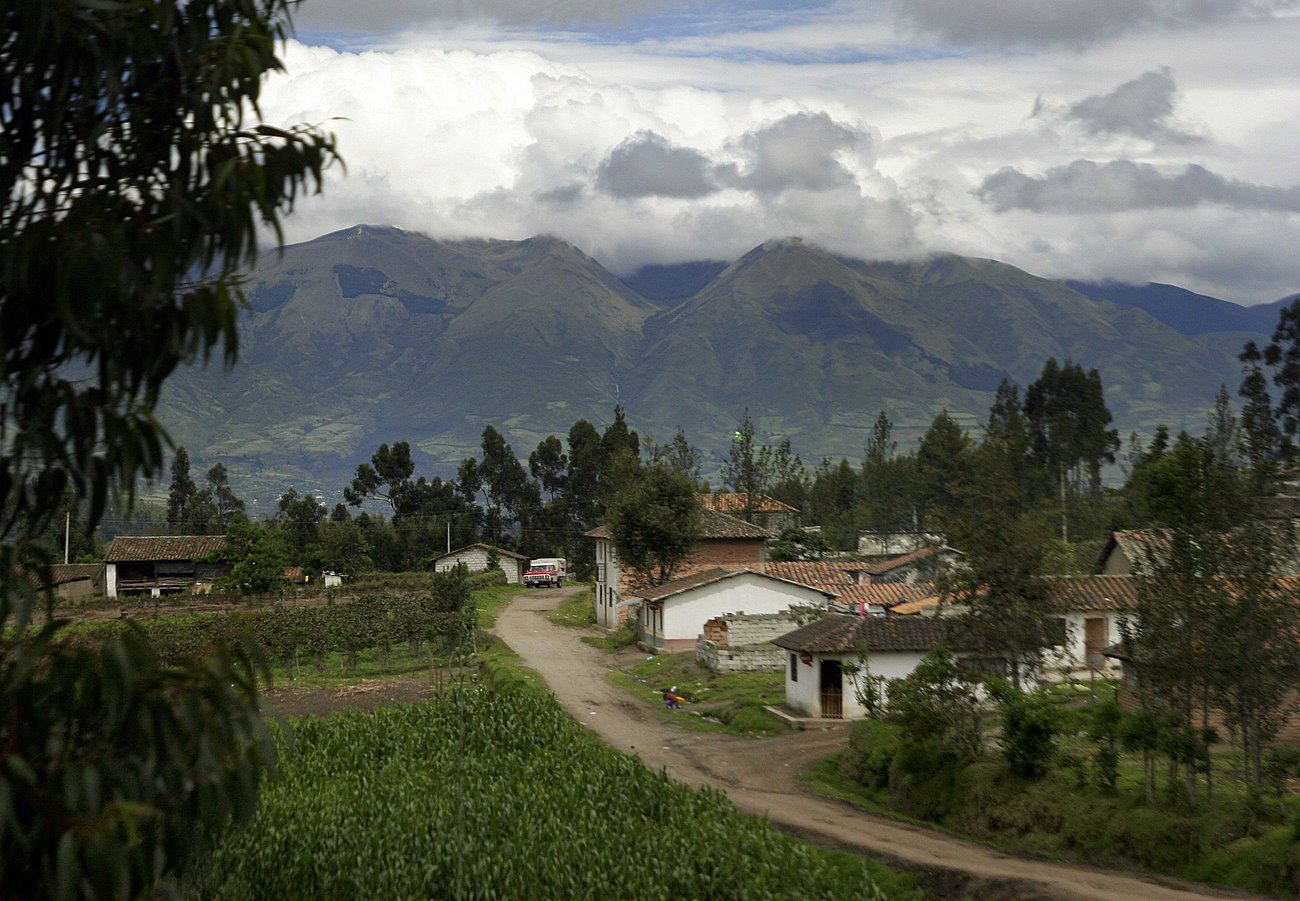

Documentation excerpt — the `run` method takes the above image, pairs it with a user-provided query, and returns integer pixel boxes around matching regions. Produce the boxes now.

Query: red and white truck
[523,557,567,588]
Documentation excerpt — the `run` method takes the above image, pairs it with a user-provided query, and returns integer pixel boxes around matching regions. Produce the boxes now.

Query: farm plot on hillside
[184,684,916,899]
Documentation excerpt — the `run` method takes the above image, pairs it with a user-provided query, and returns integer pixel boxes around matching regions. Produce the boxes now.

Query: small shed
[433,544,529,584]
[774,615,961,719]
[47,563,107,600]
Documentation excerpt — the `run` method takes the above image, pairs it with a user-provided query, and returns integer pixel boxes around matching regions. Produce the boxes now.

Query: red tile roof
[585,508,773,541]
[700,492,798,515]
[104,535,226,562]
[835,583,939,609]
[766,560,866,587]
[50,563,104,584]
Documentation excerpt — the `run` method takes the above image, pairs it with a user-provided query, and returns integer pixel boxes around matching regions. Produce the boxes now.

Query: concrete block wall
[696,612,799,672]
[696,640,786,673]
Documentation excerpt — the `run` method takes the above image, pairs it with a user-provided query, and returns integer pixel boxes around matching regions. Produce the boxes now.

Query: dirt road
[497,588,1259,901]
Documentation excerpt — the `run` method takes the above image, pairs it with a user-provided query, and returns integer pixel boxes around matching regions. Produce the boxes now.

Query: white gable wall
[1053,611,1122,680]
[648,573,827,651]
[435,547,524,584]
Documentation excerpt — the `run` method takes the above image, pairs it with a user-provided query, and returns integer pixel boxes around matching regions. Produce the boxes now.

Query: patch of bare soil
[264,673,437,717]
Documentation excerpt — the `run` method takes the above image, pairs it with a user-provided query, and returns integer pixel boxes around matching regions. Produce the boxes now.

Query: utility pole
[64,512,70,564]
[447,519,451,554]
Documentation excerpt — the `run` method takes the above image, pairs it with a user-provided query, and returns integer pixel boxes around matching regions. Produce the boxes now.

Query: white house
[889,575,1136,682]
[433,544,529,584]
[773,615,961,719]
[1041,575,1136,680]
[629,568,834,652]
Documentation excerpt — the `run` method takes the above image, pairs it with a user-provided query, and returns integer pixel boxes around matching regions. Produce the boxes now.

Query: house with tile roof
[886,574,1137,680]
[699,492,799,533]
[774,613,1065,719]
[774,615,979,719]
[585,508,774,630]
[23,563,108,600]
[766,561,940,613]
[627,567,835,652]
[103,535,229,597]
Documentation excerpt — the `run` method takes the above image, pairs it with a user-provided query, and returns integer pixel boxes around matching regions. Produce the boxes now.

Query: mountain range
[158,225,1292,506]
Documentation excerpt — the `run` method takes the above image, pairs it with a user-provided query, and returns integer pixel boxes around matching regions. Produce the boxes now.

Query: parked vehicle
[523,558,567,588]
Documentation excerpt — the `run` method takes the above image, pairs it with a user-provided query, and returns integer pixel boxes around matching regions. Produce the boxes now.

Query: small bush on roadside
[842,719,902,790]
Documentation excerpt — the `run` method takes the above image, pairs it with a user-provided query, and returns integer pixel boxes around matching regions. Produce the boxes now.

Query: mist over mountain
[159,226,1264,505]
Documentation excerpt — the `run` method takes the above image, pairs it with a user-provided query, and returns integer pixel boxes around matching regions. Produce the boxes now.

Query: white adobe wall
[593,538,623,629]
[784,649,927,718]
[105,563,118,598]
[1051,611,1122,680]
[784,651,819,716]
[662,573,827,644]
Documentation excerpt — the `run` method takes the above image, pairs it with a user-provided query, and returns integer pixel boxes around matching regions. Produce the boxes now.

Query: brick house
[586,508,773,630]
[699,492,799,533]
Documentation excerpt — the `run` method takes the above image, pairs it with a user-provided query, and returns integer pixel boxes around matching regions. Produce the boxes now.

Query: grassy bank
[818,715,1300,897]
[609,651,788,736]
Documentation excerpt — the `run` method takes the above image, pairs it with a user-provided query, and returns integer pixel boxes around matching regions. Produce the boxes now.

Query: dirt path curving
[497,588,1262,901]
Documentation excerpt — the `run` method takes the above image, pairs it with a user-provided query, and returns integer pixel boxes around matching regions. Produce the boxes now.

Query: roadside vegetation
[809,652,1300,897]
[547,586,597,628]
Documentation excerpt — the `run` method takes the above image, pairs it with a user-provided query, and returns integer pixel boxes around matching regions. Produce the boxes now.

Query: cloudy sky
[261,0,1300,303]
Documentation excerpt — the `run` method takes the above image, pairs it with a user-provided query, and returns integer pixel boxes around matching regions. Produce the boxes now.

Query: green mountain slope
[158,228,1252,503]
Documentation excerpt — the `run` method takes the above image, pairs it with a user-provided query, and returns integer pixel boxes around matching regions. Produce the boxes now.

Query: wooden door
[1085,617,1107,669]
[820,659,843,719]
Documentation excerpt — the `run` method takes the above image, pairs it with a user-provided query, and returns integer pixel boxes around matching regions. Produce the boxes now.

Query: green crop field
[185,683,917,899]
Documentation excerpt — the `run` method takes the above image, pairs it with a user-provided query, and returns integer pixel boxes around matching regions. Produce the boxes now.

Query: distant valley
[158,225,1289,506]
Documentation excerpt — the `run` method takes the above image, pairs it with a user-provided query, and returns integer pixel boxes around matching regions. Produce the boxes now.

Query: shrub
[842,719,902,790]
[988,681,1060,779]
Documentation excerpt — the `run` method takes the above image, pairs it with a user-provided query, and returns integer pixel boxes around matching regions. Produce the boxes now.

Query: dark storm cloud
[596,132,718,199]
[1066,69,1197,142]
[978,159,1300,213]
[722,112,872,194]
[894,0,1300,48]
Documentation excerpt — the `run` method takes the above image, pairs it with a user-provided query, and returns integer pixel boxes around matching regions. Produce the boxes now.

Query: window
[596,562,606,584]
[790,653,798,682]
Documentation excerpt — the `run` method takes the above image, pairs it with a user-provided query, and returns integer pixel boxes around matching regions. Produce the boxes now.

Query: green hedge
[67,574,475,666]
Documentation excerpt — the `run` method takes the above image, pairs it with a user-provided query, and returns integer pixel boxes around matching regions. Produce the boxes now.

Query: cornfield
[186,684,888,899]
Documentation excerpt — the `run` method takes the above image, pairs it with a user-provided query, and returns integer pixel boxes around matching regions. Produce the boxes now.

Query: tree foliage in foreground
[1,1,337,897]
